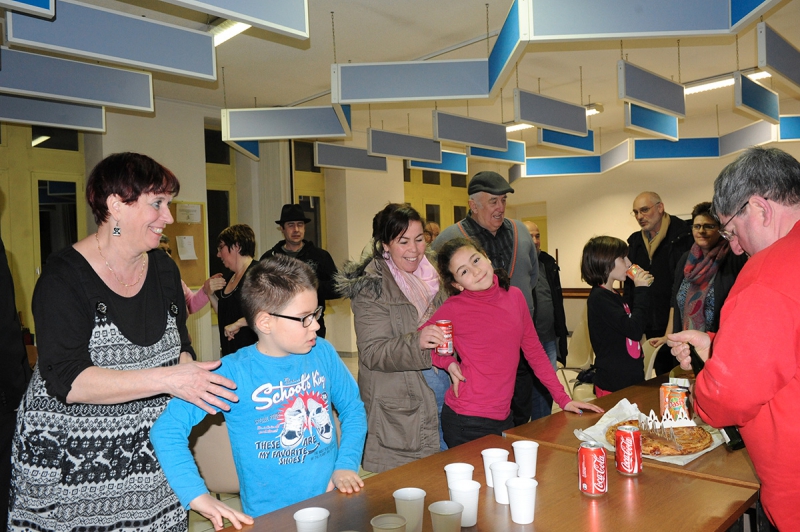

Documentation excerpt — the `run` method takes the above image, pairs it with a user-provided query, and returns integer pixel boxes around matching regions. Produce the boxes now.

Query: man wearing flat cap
[433,171,544,425]
[260,204,339,338]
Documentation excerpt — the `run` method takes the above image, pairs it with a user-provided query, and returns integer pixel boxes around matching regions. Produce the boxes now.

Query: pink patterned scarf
[385,255,440,326]
[682,240,729,331]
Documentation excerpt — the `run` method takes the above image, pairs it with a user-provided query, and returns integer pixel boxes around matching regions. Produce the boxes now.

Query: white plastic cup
[370,513,407,532]
[512,440,540,478]
[448,479,481,527]
[428,500,463,532]
[393,488,426,532]
[443,462,474,488]
[480,448,510,487]
[506,477,538,524]
[293,507,330,532]
[490,461,519,504]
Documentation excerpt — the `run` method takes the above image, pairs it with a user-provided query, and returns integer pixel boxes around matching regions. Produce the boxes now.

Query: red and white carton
[435,320,453,355]
[615,425,643,476]
[578,442,607,496]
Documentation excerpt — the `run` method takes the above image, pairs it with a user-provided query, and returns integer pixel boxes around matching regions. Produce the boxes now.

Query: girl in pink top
[422,238,601,447]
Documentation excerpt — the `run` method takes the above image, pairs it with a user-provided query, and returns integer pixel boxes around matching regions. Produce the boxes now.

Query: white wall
[101,98,219,360]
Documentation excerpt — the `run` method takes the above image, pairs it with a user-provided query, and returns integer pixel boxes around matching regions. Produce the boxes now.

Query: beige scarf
[642,213,671,260]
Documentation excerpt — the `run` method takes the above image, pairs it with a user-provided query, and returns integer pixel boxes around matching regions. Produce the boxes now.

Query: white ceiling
[6,0,800,153]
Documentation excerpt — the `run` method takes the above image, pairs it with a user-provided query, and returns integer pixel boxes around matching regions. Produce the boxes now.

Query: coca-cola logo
[592,454,606,491]
[619,437,636,472]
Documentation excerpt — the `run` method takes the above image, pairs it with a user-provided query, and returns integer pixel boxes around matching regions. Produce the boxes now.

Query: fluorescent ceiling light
[684,69,772,95]
[585,103,604,116]
[210,20,251,46]
[31,135,50,147]
[506,123,534,133]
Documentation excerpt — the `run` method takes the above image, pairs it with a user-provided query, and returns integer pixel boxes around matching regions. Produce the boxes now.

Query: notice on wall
[176,203,202,224]
[176,236,198,260]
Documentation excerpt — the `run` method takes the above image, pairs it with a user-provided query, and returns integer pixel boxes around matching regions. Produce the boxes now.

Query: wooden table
[227,434,758,531]
[503,375,761,490]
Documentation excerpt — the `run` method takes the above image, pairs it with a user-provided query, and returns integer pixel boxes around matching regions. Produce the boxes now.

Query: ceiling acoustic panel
[367,129,441,163]
[538,129,595,153]
[408,151,468,175]
[315,143,387,172]
[757,23,800,92]
[514,89,587,136]
[625,102,679,141]
[161,0,309,38]
[468,140,526,164]
[222,106,350,141]
[0,47,153,112]
[719,121,775,156]
[0,93,105,132]
[0,0,54,18]
[735,72,780,124]
[6,0,216,80]
[618,61,685,117]
[433,111,507,151]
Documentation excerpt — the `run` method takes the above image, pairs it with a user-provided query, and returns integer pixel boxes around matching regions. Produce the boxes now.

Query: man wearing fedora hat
[433,171,546,425]
[260,204,339,338]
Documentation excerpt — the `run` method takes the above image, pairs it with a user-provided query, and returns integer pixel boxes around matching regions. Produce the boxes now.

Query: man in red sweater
[669,146,800,531]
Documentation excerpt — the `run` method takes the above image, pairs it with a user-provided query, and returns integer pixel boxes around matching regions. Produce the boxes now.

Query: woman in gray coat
[336,204,449,473]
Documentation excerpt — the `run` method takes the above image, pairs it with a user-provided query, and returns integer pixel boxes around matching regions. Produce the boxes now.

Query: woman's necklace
[95,232,147,287]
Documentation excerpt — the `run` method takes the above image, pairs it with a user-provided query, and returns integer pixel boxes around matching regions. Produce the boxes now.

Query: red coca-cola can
[578,442,607,496]
[615,425,643,476]
[435,320,453,355]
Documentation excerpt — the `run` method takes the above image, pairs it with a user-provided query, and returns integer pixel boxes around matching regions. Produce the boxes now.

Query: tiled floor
[187,353,362,532]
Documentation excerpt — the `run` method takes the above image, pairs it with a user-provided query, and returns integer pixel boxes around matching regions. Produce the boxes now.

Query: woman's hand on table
[564,400,604,415]
[418,324,445,350]
[446,362,465,397]
[167,360,239,414]
[667,330,711,371]
[190,493,254,531]
[327,469,364,494]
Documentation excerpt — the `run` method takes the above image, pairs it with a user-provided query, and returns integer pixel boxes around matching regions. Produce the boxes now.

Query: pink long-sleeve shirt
[422,276,571,421]
[182,280,210,315]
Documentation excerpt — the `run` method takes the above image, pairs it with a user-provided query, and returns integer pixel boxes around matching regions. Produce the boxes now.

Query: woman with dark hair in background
[208,224,259,357]
[8,152,238,531]
[650,202,747,355]
[336,204,450,472]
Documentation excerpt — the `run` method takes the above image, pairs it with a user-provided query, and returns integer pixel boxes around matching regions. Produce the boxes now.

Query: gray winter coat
[336,254,447,473]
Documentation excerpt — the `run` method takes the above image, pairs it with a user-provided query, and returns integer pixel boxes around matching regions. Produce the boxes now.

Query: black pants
[510,353,553,426]
[0,410,16,531]
[441,403,514,448]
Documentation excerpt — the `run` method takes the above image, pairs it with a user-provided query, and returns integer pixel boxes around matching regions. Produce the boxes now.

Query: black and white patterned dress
[8,248,189,531]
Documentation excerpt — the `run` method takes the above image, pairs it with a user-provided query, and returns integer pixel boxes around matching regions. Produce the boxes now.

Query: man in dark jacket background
[1,234,32,530]
[523,220,569,418]
[625,192,692,374]
[260,204,339,338]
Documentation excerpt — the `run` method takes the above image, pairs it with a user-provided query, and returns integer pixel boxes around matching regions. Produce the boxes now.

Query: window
[204,129,231,165]
[451,174,467,188]
[294,141,320,173]
[454,205,467,221]
[403,164,411,182]
[38,180,78,266]
[422,171,440,185]
[425,204,441,225]
[31,126,79,151]
[298,196,321,248]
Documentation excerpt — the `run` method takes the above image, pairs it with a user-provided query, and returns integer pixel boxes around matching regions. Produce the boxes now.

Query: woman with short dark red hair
[8,152,239,531]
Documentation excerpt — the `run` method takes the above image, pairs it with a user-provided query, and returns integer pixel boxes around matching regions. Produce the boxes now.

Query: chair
[188,412,240,496]
[642,343,662,381]
[557,305,596,400]
[26,345,38,369]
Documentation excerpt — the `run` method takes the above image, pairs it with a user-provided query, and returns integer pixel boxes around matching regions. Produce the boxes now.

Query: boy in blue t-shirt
[152,255,367,529]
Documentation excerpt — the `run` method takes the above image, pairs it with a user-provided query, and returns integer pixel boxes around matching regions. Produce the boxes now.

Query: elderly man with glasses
[624,191,692,374]
[668,146,800,531]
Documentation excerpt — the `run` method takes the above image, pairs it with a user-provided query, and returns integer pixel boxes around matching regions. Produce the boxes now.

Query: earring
[112,219,121,237]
